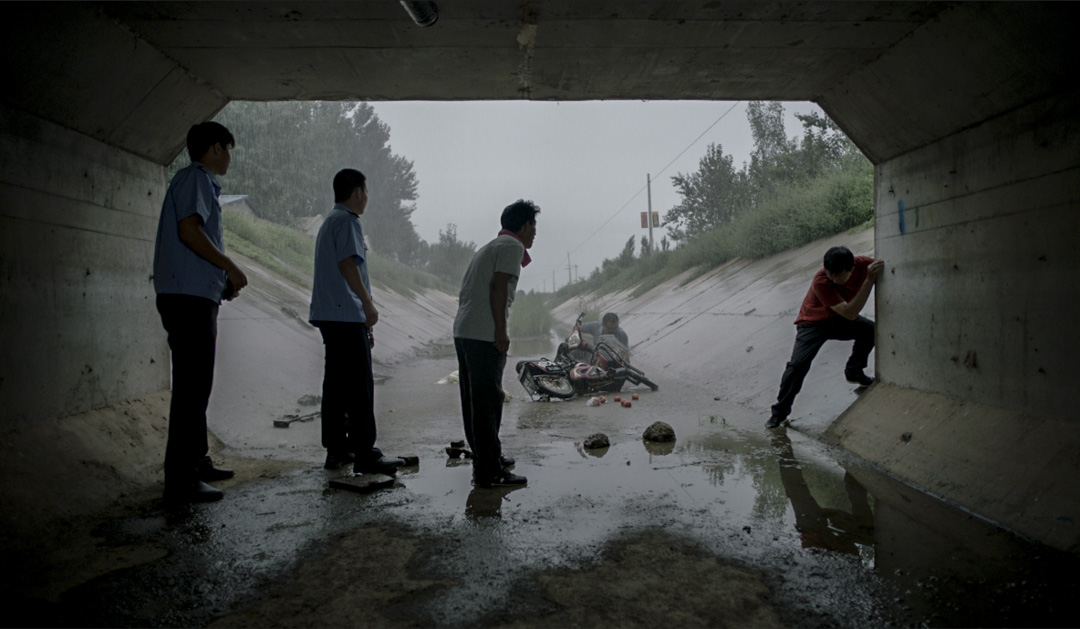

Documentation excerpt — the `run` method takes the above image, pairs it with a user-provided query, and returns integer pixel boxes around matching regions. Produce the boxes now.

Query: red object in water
[622,400,632,408]
[631,394,639,400]
[614,396,622,402]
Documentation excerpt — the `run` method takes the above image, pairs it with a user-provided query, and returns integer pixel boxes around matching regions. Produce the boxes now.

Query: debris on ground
[273,411,319,428]
[436,370,459,385]
[446,440,473,459]
[643,421,676,443]
[584,433,610,449]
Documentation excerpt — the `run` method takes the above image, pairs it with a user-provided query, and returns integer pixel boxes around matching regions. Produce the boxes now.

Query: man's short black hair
[602,312,619,326]
[187,121,234,162]
[823,246,855,275]
[333,169,367,203]
[501,199,540,233]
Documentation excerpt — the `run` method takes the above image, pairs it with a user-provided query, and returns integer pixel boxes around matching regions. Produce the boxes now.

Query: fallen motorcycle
[516,317,658,399]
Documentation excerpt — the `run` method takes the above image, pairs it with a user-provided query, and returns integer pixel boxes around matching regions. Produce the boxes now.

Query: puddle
[16,357,1078,628]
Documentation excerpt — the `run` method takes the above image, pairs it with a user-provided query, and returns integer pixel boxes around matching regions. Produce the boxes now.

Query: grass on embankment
[222,207,454,297]
[508,292,554,338]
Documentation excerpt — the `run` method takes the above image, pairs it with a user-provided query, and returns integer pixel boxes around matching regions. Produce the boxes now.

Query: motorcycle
[515,312,659,400]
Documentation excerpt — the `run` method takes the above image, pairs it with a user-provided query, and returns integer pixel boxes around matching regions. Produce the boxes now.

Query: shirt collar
[192,161,221,193]
[498,229,532,267]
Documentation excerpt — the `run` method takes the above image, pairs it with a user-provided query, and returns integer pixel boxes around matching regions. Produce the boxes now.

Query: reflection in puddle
[772,431,874,556]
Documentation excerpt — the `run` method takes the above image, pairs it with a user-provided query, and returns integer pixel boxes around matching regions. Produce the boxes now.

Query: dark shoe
[355,455,405,476]
[765,415,785,429]
[164,480,224,504]
[845,369,874,386]
[499,454,515,468]
[197,457,235,482]
[474,470,527,488]
[324,450,356,470]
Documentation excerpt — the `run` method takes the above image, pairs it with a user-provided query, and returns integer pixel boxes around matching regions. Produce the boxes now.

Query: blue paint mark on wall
[898,199,906,234]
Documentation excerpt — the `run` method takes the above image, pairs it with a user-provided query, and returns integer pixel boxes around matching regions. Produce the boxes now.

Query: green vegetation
[222,207,454,297]
[509,291,554,337]
[223,207,314,287]
[553,102,874,302]
[169,101,480,288]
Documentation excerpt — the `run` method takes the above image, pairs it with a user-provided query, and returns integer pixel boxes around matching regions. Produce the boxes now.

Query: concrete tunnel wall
[0,108,170,422]
[1,3,227,422]
[1,2,1077,550]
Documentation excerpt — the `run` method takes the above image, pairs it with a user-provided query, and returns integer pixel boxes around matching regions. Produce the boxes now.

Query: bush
[222,207,454,296]
[509,292,554,337]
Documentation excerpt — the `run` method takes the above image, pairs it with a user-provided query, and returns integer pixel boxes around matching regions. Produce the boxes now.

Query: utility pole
[552,269,556,292]
[566,252,573,286]
[573,264,579,282]
[646,173,654,254]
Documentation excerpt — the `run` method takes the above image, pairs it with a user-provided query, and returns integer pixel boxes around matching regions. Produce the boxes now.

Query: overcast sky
[371,100,820,293]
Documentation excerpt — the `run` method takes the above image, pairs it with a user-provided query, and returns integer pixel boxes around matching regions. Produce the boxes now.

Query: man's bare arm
[338,257,379,327]
[177,215,248,295]
[490,272,513,354]
[829,259,884,320]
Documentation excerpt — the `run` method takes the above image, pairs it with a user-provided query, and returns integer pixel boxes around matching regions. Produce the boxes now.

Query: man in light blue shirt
[154,121,249,504]
[310,169,403,476]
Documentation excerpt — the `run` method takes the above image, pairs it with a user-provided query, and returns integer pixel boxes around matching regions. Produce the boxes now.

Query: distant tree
[745,101,801,200]
[618,235,636,264]
[792,110,865,178]
[663,102,869,244]
[424,223,477,286]
[170,101,425,265]
[663,143,750,244]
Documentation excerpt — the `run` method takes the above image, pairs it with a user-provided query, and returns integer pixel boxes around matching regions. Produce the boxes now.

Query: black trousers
[316,321,379,462]
[454,337,506,478]
[156,294,218,485]
[771,315,875,420]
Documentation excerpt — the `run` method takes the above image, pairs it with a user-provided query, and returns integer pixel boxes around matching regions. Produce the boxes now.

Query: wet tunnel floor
[6,356,1078,628]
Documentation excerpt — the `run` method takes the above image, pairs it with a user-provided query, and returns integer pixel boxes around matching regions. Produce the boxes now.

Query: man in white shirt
[453,200,539,488]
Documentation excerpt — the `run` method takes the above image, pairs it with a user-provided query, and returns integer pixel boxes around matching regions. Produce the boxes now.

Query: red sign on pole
[640,212,648,229]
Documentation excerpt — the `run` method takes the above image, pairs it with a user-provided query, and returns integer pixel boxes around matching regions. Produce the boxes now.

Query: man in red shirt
[766,246,885,429]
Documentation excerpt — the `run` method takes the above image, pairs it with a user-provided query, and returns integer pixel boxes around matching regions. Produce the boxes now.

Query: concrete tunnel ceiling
[4,2,1077,165]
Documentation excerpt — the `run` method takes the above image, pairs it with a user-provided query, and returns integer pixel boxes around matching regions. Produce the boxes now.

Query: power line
[566,100,743,256]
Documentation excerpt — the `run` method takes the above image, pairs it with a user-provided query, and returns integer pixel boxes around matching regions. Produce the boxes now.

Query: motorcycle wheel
[534,375,575,399]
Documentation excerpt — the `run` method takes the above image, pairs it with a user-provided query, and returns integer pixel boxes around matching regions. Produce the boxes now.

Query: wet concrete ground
[7,351,1078,627]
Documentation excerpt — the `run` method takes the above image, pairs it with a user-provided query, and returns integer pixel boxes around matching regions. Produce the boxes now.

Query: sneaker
[324,450,356,470]
[474,470,527,488]
[845,369,874,386]
[765,415,785,429]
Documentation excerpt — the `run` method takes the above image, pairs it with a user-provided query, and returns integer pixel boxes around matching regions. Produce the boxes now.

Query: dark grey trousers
[771,315,874,420]
[454,337,506,478]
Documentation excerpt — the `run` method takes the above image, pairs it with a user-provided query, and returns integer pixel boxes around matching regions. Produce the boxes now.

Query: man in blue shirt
[309,169,403,476]
[154,121,249,504]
